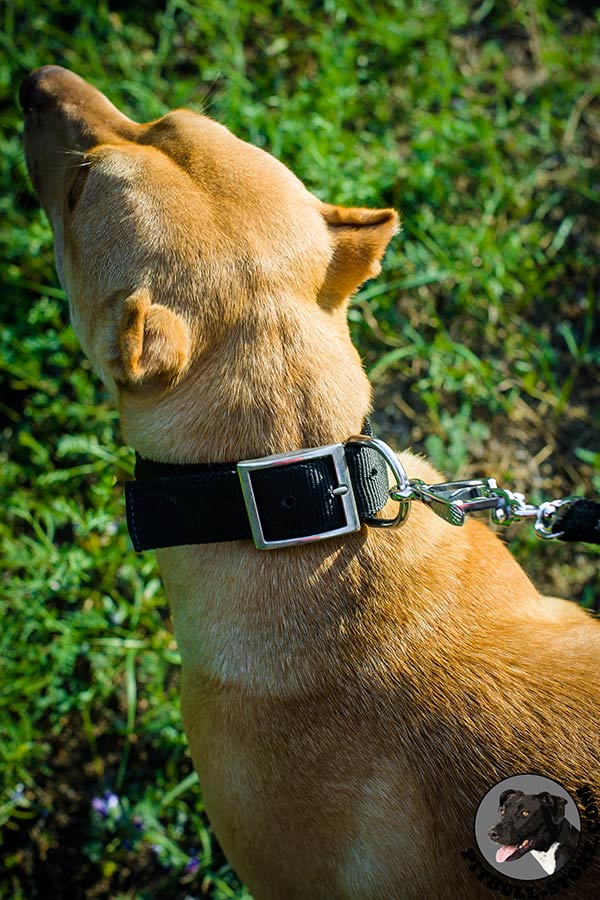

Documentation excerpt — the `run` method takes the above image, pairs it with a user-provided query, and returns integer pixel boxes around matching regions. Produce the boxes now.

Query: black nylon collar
[125,419,390,551]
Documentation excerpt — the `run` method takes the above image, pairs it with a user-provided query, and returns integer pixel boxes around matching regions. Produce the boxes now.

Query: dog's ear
[317,203,399,308]
[499,789,521,807]
[110,288,191,385]
[540,792,567,825]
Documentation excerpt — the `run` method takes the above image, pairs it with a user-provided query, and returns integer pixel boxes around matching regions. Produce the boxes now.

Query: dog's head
[488,789,568,864]
[21,66,398,402]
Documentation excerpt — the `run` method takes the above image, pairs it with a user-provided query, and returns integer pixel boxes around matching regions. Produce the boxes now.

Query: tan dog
[22,66,600,899]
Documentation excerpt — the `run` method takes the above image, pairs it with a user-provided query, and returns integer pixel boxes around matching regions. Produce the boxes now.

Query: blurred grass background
[1,0,599,897]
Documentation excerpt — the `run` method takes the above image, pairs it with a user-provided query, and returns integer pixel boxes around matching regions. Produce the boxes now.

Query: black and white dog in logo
[488,789,580,875]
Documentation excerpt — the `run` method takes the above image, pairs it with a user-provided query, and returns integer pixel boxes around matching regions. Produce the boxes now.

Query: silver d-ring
[345,434,411,529]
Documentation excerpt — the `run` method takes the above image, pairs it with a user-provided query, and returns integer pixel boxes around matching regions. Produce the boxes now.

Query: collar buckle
[237,443,361,549]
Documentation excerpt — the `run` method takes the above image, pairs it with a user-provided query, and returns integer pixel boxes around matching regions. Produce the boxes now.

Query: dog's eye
[500,807,505,816]
[521,811,529,817]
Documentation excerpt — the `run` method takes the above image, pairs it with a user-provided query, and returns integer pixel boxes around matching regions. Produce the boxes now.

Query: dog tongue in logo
[496,844,518,863]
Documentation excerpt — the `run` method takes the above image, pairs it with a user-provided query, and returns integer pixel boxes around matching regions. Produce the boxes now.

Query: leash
[125,429,600,551]
[392,475,600,543]
[328,436,600,543]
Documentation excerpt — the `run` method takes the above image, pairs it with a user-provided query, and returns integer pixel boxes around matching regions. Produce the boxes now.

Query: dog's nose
[488,828,498,840]
[19,65,65,111]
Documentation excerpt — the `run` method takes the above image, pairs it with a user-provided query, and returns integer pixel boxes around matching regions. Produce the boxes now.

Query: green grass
[1,1,599,897]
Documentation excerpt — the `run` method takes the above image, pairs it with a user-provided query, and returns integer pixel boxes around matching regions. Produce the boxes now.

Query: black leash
[551,499,600,544]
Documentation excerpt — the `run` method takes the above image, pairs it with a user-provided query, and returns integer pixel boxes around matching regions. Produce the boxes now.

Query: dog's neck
[115,296,411,693]
[118,297,372,465]
[114,294,515,698]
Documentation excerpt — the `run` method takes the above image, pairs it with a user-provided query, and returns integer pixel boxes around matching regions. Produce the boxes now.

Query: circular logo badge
[474,774,581,880]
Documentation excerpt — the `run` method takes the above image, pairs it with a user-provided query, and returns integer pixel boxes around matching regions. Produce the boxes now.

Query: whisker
[190,73,227,116]
[59,147,88,158]
[54,148,94,170]
[44,159,93,172]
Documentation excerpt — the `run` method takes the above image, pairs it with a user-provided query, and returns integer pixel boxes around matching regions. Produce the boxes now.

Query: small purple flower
[91,791,120,818]
[184,855,200,874]
[132,814,144,831]
[92,797,107,816]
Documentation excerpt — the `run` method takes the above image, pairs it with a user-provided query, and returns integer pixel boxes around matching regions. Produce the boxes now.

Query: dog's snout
[488,827,498,840]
